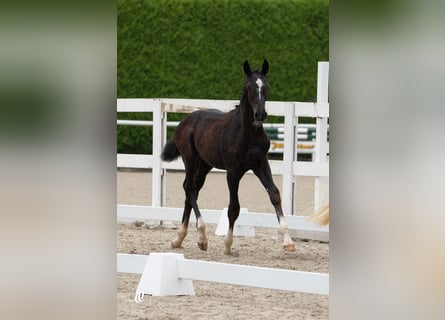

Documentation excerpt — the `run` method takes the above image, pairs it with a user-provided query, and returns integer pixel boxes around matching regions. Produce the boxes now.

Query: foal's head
[243,59,269,127]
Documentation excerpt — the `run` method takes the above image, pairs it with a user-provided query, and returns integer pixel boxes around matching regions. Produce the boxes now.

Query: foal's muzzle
[253,110,267,127]
[254,111,267,122]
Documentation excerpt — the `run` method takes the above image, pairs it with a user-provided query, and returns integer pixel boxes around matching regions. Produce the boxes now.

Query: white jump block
[135,252,195,301]
[215,208,255,237]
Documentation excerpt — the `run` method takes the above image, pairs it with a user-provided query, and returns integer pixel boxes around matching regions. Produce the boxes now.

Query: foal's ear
[261,59,269,76]
[243,60,252,76]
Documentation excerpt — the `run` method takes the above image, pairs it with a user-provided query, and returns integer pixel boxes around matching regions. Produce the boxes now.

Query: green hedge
[118,0,328,154]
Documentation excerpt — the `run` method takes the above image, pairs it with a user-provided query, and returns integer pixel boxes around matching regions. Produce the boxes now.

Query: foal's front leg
[254,160,296,252]
[224,171,242,255]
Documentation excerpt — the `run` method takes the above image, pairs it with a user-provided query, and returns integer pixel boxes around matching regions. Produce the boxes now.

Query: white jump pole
[123,252,329,302]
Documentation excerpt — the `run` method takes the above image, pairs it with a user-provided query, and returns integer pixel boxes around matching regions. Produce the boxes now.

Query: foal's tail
[161,139,180,161]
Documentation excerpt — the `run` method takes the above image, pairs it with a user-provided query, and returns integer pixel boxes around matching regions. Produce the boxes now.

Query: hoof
[283,243,296,252]
[197,241,208,251]
[171,240,183,249]
[224,249,239,256]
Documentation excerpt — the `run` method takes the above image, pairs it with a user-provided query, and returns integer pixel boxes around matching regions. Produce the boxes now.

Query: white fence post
[282,102,296,215]
[161,103,167,205]
[152,99,165,207]
[314,62,329,211]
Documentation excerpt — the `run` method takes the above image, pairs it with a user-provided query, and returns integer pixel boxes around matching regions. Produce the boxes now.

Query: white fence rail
[117,120,327,155]
[117,62,329,215]
[117,253,329,296]
[117,204,328,241]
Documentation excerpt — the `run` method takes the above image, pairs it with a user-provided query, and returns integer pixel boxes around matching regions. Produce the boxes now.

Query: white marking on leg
[197,216,208,250]
[224,229,234,255]
[280,218,295,251]
[171,223,188,248]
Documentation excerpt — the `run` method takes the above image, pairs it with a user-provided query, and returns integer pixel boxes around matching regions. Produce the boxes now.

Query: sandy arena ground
[117,170,329,320]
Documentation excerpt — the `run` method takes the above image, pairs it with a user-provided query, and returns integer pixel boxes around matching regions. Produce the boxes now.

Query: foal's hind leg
[171,160,211,250]
[171,163,199,248]
[171,177,192,249]
[253,160,295,252]
[191,161,212,250]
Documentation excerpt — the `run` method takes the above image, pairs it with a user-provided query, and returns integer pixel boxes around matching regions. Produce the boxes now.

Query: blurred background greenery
[117,0,329,154]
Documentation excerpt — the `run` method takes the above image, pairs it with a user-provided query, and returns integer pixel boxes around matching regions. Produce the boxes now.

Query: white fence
[117,62,329,216]
[117,63,330,300]
[117,120,324,155]
[117,253,329,297]
[117,204,329,241]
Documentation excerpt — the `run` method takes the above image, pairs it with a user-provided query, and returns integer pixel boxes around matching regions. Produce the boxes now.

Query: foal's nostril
[255,111,267,121]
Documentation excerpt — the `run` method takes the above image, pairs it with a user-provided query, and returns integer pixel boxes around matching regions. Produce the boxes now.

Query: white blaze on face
[256,78,263,100]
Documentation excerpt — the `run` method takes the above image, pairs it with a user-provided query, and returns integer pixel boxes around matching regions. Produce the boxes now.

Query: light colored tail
[308,204,329,226]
